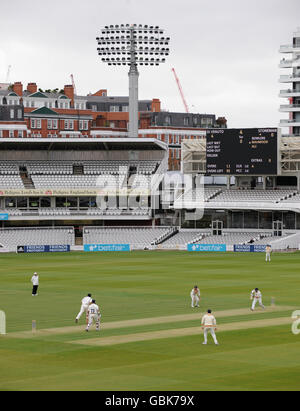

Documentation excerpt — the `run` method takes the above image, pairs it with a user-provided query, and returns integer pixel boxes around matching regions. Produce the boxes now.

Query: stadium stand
[158,230,209,248]
[0,175,24,188]
[266,232,300,250]
[209,189,297,203]
[194,232,262,245]
[83,227,175,249]
[0,135,299,251]
[0,227,75,251]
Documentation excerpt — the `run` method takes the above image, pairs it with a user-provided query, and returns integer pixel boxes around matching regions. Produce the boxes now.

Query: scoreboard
[206,128,278,175]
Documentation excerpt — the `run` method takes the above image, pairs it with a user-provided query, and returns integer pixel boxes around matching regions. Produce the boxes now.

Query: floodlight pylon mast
[128,26,139,138]
[96,24,170,138]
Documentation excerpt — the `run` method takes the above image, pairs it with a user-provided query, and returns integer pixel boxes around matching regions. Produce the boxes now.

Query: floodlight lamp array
[96,24,170,66]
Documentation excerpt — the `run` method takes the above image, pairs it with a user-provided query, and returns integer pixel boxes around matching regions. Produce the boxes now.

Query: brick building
[0,81,227,170]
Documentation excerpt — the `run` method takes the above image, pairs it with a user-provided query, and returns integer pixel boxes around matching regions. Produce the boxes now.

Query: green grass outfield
[0,250,300,391]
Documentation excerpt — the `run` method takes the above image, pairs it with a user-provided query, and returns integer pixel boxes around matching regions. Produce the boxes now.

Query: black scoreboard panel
[206,128,278,175]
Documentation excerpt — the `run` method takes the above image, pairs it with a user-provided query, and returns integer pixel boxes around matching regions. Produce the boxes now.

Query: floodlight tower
[96,24,170,138]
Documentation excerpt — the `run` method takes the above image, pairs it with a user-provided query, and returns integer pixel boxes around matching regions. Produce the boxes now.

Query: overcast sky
[0,0,299,127]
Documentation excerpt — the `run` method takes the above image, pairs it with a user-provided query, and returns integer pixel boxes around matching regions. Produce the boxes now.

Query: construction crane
[171,67,189,113]
[70,74,77,95]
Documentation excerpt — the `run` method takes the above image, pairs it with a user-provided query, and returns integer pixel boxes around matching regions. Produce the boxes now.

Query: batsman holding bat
[85,299,101,332]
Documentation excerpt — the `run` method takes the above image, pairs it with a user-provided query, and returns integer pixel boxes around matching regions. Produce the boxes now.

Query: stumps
[32,320,37,333]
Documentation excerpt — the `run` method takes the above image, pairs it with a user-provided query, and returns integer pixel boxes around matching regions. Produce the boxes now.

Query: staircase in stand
[73,165,84,175]
[19,166,35,189]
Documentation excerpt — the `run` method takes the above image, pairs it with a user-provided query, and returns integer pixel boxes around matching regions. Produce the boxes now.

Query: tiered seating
[84,161,129,175]
[137,161,158,174]
[161,230,208,246]
[86,208,150,216]
[131,174,151,189]
[0,227,75,251]
[196,232,262,245]
[0,163,19,174]
[179,188,222,202]
[263,232,300,250]
[0,208,22,216]
[39,208,71,216]
[31,175,124,188]
[209,189,296,203]
[252,234,290,245]
[26,162,73,175]
[0,175,24,188]
[95,174,127,188]
[83,227,173,247]
[281,193,300,203]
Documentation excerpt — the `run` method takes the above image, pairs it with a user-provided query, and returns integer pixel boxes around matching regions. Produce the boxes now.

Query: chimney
[13,82,23,96]
[27,83,37,94]
[151,98,161,112]
[64,84,74,107]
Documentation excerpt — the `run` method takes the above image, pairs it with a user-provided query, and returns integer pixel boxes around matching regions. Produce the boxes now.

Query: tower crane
[70,74,77,95]
[171,67,189,113]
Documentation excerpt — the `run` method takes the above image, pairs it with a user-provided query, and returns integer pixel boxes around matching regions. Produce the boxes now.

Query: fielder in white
[201,309,219,345]
[75,293,92,323]
[265,245,272,262]
[190,285,200,308]
[250,288,265,311]
[86,300,101,332]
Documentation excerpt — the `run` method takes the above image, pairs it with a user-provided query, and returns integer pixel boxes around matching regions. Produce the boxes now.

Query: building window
[9,130,14,137]
[17,109,22,119]
[10,109,14,119]
[31,119,41,129]
[47,119,58,129]
[0,130,3,138]
[110,106,119,112]
[165,116,171,126]
[79,120,89,130]
[91,105,97,112]
[183,117,189,126]
[18,130,23,138]
[122,106,129,112]
[201,117,213,127]
[64,120,74,130]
